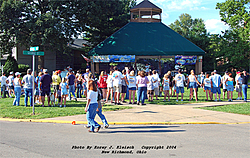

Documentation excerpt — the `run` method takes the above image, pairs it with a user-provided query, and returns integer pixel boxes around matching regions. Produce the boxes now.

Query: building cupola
[130,0,162,22]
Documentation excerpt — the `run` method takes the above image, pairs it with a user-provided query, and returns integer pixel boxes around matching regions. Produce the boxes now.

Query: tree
[216,0,250,71]
[3,55,18,75]
[169,13,212,72]
[0,0,136,68]
[82,0,136,47]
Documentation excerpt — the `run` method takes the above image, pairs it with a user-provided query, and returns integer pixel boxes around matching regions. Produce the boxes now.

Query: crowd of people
[0,67,249,106]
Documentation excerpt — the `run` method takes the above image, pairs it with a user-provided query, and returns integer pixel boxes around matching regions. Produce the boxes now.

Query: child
[203,74,213,101]
[60,77,68,107]
[163,74,170,101]
[57,89,62,106]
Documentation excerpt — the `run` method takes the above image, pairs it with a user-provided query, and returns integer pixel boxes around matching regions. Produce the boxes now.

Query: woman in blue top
[225,73,234,102]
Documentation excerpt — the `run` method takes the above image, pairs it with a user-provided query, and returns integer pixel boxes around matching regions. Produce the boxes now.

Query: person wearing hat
[52,70,61,105]
[22,69,35,107]
[7,72,14,98]
[235,71,243,100]
[13,72,22,106]
[221,71,229,99]
[211,70,222,101]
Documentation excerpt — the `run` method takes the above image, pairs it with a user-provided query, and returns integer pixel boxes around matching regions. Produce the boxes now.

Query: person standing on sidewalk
[40,69,52,107]
[13,72,22,106]
[67,70,77,101]
[242,70,249,102]
[22,69,35,107]
[174,69,185,102]
[211,70,222,102]
[112,66,124,105]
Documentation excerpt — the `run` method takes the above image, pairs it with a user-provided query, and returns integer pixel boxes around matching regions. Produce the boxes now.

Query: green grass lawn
[200,102,250,115]
[0,88,249,119]
[0,96,132,119]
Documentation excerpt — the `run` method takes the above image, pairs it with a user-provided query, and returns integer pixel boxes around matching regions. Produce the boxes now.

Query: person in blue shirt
[67,70,77,101]
[211,70,222,101]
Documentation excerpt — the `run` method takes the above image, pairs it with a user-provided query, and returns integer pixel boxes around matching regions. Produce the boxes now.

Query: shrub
[3,55,18,75]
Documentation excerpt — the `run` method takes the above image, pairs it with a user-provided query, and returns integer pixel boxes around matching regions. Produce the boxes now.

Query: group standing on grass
[0,67,249,107]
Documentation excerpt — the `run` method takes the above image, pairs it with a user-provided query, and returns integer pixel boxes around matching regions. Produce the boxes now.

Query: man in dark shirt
[40,69,52,106]
[67,70,77,101]
[242,70,249,102]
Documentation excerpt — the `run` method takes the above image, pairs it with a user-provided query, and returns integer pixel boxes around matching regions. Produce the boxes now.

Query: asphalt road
[0,121,249,158]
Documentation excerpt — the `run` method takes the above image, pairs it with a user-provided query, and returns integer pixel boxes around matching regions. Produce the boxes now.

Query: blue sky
[136,0,229,34]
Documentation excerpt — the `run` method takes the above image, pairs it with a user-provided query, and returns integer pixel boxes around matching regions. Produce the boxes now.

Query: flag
[81,54,91,62]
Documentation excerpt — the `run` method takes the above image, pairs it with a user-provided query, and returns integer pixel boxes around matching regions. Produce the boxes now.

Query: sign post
[23,46,44,115]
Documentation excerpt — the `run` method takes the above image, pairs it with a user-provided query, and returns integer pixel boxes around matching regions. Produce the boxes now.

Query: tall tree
[216,0,250,71]
[169,13,212,72]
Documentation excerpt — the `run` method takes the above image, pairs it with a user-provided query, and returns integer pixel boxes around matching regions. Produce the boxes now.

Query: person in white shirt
[211,70,222,102]
[106,71,114,103]
[152,70,160,100]
[187,70,200,101]
[162,73,170,101]
[112,66,124,105]
[128,71,137,104]
[203,74,213,101]
[7,72,14,98]
[174,69,185,102]
[235,71,243,100]
[221,71,229,99]
[0,73,8,98]
[85,80,101,133]
[147,71,156,102]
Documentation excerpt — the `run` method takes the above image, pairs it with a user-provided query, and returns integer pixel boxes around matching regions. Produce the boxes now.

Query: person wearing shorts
[163,73,170,101]
[225,73,234,101]
[203,74,213,101]
[187,70,200,101]
[40,69,52,107]
[147,71,155,102]
[174,69,185,102]
[221,71,229,99]
[106,71,114,103]
[112,66,124,105]
[211,70,222,101]
[235,72,243,100]
[52,71,61,103]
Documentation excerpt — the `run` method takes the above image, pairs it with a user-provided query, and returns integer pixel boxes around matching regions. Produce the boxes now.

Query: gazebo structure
[88,0,205,74]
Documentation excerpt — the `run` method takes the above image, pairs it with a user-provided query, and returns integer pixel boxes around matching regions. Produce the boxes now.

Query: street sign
[23,50,44,56]
[30,46,39,51]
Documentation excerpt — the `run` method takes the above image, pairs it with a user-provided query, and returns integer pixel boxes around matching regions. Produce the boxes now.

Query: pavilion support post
[195,56,202,74]
[91,58,95,74]
[158,56,161,75]
[96,62,99,74]
[134,56,137,74]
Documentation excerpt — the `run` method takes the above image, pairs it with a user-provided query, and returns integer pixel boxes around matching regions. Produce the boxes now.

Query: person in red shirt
[99,71,108,102]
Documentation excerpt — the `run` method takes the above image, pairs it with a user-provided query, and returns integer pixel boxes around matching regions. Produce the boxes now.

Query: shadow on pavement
[98,125,185,133]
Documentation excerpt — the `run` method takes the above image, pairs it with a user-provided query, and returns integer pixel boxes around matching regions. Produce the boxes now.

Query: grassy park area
[0,88,249,119]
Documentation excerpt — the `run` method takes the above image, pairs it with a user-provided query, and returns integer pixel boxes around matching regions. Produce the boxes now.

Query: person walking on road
[85,80,101,133]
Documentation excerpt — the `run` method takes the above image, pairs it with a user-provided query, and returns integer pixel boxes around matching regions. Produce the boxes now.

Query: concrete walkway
[41,98,250,125]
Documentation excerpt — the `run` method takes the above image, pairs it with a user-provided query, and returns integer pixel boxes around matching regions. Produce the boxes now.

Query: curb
[0,118,249,125]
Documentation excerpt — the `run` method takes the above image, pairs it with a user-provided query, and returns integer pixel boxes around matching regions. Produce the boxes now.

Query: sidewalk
[40,99,250,125]
[1,99,249,125]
